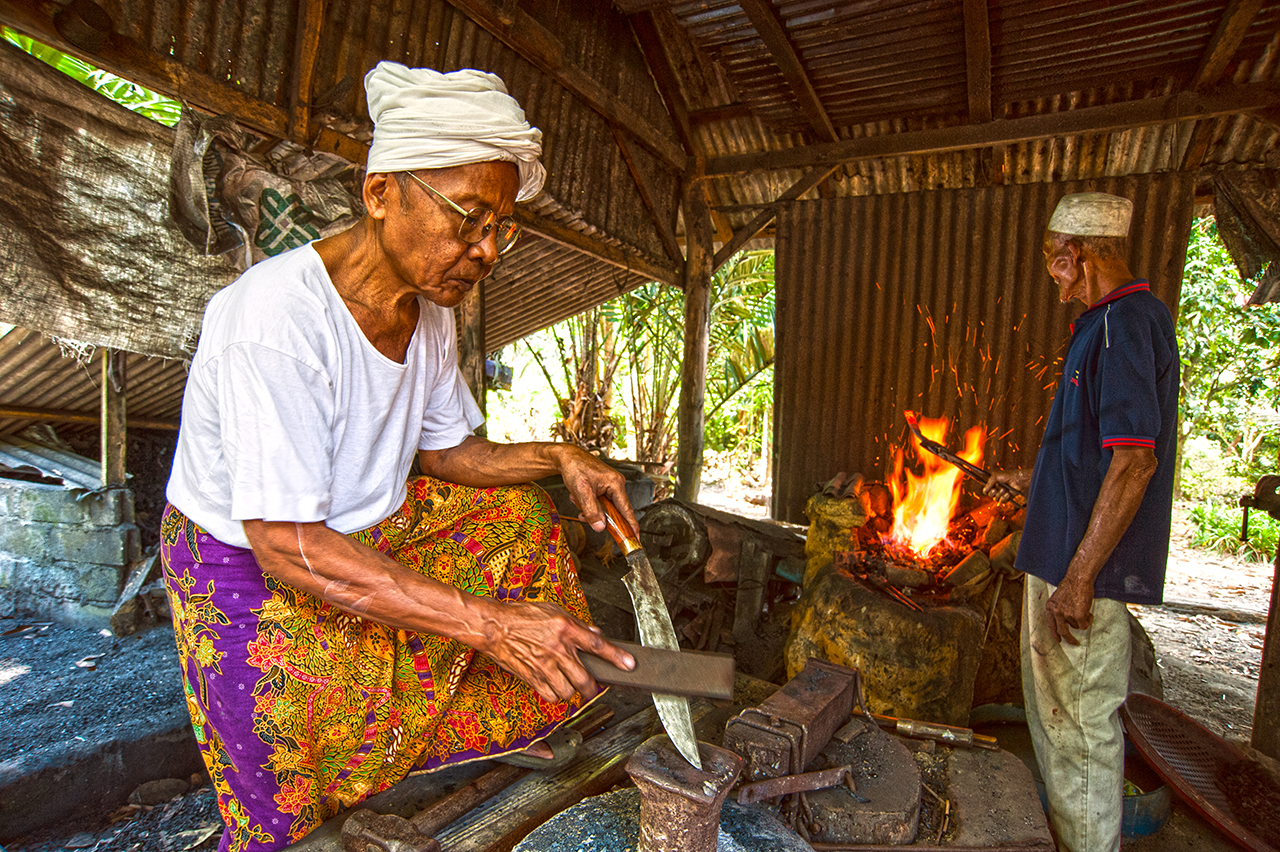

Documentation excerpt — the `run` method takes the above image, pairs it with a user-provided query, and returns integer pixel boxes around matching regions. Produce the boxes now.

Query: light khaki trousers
[1022,575,1131,852]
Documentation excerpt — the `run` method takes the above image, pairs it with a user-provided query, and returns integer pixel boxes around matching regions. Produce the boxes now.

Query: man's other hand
[1046,576,1095,645]
[477,599,635,703]
[983,468,1032,504]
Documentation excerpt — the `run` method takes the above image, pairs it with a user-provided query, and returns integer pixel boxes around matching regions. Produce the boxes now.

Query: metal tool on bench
[904,410,1024,504]
[601,497,704,769]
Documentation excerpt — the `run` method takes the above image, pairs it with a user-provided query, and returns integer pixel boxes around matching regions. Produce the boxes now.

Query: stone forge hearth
[787,415,1028,726]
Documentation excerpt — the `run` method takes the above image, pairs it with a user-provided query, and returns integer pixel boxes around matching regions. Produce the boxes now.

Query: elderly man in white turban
[162,63,635,852]
[986,193,1178,852]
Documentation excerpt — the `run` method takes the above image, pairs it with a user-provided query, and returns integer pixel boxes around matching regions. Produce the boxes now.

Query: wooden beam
[1181,0,1263,170]
[1191,0,1263,88]
[100,350,127,487]
[738,0,837,142]
[704,84,1280,175]
[458,283,486,426]
[1254,549,1280,760]
[675,180,714,502]
[962,0,992,123]
[689,103,755,126]
[611,125,683,266]
[711,166,838,270]
[288,0,327,141]
[0,0,289,138]
[443,0,687,172]
[0,405,178,431]
[630,10,694,154]
[513,208,679,286]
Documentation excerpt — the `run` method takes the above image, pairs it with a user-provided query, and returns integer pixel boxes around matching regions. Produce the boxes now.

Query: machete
[601,498,703,769]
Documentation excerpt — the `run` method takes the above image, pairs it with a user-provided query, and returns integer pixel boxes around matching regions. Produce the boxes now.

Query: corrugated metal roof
[772,172,1196,523]
[0,435,103,491]
[0,327,187,438]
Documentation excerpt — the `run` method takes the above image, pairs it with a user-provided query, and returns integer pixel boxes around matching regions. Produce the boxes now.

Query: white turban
[1047,192,1133,237]
[364,62,546,202]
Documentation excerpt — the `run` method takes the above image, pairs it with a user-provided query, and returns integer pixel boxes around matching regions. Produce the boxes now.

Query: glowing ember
[884,412,986,558]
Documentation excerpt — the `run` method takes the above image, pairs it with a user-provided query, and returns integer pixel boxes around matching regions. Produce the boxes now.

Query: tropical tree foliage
[524,307,621,454]
[1176,218,1280,497]
[2,28,182,126]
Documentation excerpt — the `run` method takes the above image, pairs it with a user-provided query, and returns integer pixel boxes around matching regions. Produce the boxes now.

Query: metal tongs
[903,411,1024,505]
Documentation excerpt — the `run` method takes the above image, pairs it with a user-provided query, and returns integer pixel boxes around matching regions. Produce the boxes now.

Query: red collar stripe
[1090,280,1150,309]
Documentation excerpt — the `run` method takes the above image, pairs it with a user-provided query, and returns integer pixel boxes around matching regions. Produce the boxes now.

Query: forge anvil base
[626,735,744,852]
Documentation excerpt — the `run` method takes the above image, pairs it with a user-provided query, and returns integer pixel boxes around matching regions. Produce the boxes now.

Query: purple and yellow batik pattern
[160,477,595,852]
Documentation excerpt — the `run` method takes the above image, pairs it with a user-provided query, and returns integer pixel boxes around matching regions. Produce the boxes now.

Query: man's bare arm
[418,436,637,534]
[1048,445,1157,645]
[242,519,633,702]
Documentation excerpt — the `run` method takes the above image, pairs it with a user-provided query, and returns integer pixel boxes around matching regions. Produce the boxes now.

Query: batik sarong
[160,477,596,852]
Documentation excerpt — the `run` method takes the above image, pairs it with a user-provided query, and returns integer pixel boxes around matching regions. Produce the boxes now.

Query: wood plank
[514,208,679,286]
[0,405,178,431]
[433,702,715,851]
[457,283,486,420]
[100,350,127,487]
[704,84,1280,175]
[443,0,687,172]
[288,0,327,141]
[611,124,683,265]
[738,0,837,143]
[0,0,289,138]
[675,180,714,502]
[962,0,992,123]
[1191,0,1264,88]
[711,166,838,270]
[630,10,694,155]
[1252,551,1280,760]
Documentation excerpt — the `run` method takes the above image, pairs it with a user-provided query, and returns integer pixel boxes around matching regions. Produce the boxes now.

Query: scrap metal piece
[626,735,744,852]
[737,765,857,804]
[724,658,858,780]
[604,499,703,770]
[340,810,439,852]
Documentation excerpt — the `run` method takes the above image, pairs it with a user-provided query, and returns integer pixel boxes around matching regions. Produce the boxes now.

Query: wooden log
[0,405,178,431]
[100,349,126,487]
[675,180,713,502]
[1252,548,1280,760]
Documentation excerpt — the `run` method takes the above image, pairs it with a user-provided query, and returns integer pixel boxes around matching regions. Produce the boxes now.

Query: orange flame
[885,413,986,558]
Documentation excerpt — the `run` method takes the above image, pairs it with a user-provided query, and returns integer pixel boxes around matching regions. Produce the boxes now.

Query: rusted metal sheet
[772,172,1195,524]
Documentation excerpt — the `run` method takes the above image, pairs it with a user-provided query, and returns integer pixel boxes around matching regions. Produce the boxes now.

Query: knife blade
[601,498,703,770]
[904,410,1025,505]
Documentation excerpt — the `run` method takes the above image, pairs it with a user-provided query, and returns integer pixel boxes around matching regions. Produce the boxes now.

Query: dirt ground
[1,484,1274,851]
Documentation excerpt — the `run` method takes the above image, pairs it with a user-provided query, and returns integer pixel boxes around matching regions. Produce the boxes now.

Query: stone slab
[803,726,921,845]
[946,746,1053,847]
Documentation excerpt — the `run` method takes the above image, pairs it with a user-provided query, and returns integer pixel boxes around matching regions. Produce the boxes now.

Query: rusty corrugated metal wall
[772,172,1195,523]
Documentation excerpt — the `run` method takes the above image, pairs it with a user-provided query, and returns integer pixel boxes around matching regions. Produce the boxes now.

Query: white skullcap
[1047,192,1133,237]
[364,62,546,202]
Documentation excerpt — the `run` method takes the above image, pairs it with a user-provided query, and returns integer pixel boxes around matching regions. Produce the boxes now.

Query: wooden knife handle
[601,498,642,555]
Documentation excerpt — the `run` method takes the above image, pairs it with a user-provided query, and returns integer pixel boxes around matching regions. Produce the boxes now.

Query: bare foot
[521,740,554,760]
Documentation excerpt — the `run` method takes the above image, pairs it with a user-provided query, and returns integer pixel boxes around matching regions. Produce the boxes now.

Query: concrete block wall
[0,480,140,626]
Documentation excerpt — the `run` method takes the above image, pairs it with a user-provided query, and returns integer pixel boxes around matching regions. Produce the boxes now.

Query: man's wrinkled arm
[418,436,637,533]
[242,519,632,701]
[1049,445,1157,644]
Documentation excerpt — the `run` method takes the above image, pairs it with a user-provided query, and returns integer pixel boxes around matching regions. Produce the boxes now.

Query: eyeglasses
[404,171,521,256]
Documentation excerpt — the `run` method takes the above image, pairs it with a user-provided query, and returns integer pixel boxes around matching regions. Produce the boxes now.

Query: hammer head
[340,809,440,852]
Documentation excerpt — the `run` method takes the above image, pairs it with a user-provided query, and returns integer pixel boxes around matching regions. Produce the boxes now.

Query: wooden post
[458,283,487,429]
[675,179,714,502]
[100,349,127,487]
[1252,547,1280,759]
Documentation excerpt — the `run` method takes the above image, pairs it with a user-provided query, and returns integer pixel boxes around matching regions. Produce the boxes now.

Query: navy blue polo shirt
[1015,281,1179,604]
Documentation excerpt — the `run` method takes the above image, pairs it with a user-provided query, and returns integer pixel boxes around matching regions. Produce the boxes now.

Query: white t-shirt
[167,244,484,549]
